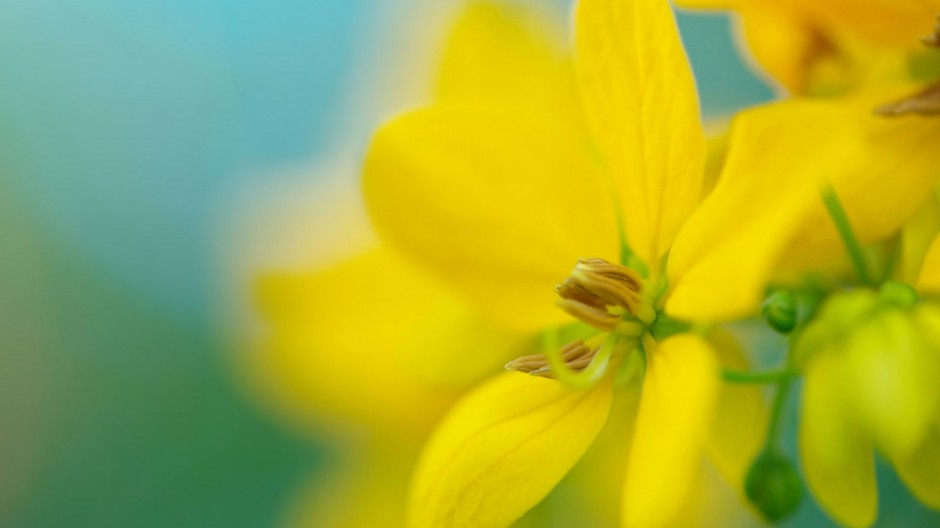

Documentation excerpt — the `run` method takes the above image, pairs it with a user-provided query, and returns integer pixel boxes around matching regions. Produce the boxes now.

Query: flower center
[506,258,654,380]
[556,258,655,330]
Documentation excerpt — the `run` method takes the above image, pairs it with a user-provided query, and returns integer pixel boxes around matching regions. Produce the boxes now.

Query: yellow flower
[363,0,746,522]
[252,0,940,526]
[360,0,940,525]
[246,3,760,526]
[780,166,940,527]
[794,283,940,527]
[676,0,940,94]
[362,0,940,521]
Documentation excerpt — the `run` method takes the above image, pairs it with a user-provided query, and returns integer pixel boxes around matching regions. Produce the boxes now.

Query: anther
[504,340,598,379]
[556,298,621,331]
[556,258,646,330]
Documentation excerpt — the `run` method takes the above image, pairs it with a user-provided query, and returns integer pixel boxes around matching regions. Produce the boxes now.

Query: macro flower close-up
[3,1,939,527]
[355,0,940,525]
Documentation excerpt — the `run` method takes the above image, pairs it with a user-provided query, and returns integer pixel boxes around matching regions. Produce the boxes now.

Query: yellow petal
[622,334,720,527]
[786,0,940,47]
[705,329,768,490]
[363,104,619,332]
[547,388,642,526]
[896,305,940,508]
[800,350,877,528]
[670,92,940,321]
[409,373,612,528]
[779,93,940,271]
[436,1,580,124]
[893,418,940,510]
[575,0,706,269]
[666,100,865,321]
[843,311,940,458]
[918,234,940,295]
[558,382,757,528]
[673,0,736,8]
[252,248,524,434]
[736,2,825,94]
[686,0,940,93]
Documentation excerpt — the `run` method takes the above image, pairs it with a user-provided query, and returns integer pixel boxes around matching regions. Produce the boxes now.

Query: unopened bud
[762,290,798,334]
[745,451,804,522]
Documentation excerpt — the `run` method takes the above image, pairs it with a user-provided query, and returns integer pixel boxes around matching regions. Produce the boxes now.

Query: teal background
[1,1,934,526]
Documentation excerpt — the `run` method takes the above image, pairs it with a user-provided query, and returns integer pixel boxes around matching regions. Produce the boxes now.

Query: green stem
[765,379,794,452]
[721,368,798,384]
[820,185,872,284]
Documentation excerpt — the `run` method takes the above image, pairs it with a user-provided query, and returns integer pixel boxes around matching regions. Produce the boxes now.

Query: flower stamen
[505,340,597,379]
[556,297,622,331]
[556,258,648,330]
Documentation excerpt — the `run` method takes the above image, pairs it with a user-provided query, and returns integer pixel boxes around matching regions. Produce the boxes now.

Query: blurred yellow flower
[247,3,565,525]
[781,149,940,527]
[794,284,940,527]
[676,0,940,94]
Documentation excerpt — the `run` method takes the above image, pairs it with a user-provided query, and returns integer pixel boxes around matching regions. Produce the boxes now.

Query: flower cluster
[252,1,940,527]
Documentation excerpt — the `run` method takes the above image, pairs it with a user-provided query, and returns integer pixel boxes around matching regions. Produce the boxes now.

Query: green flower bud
[745,451,804,522]
[762,290,798,334]
[879,281,917,309]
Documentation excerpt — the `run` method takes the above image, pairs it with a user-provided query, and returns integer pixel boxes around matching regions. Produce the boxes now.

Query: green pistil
[820,184,872,285]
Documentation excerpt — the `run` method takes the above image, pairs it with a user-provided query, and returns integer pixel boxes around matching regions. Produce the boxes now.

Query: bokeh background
[3,1,931,526]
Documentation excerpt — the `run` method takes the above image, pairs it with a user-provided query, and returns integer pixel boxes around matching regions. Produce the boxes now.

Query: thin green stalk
[765,379,794,452]
[820,185,872,284]
[721,368,798,384]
